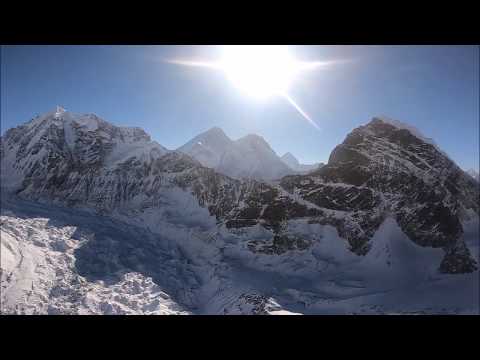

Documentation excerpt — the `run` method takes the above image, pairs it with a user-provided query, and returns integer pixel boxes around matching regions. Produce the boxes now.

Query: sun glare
[218,45,299,99]
[166,45,344,130]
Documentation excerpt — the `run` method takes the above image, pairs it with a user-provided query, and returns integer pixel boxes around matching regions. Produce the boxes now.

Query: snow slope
[2,195,477,314]
[0,195,192,314]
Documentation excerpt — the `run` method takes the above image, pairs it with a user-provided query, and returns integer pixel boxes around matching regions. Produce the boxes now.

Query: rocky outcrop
[277,117,478,271]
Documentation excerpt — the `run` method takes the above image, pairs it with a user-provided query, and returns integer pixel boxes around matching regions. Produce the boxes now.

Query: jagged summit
[372,116,430,137]
[1,109,167,191]
[371,116,434,143]
[367,116,452,160]
[24,108,152,140]
[177,126,233,169]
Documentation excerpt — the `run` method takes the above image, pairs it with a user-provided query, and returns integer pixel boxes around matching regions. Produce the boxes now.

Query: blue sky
[1,45,478,170]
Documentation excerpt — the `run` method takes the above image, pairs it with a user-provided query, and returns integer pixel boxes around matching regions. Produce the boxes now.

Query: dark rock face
[2,113,478,274]
[248,233,312,255]
[279,118,478,270]
[440,241,478,274]
[223,292,285,315]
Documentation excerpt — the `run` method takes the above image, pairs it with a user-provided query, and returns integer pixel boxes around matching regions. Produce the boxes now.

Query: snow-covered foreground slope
[0,195,192,314]
[2,195,478,314]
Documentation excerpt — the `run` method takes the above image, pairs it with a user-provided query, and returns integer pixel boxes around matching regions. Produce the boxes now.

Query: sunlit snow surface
[1,193,478,315]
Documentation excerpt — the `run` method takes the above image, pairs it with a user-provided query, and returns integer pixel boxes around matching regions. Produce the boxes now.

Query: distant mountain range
[1,107,478,315]
[177,127,322,180]
[280,152,323,174]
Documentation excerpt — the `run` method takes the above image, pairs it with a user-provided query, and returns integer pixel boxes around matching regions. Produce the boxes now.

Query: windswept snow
[375,116,453,160]
[376,116,437,146]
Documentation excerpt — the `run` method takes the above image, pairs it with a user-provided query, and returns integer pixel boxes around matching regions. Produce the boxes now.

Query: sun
[165,45,344,130]
[218,45,300,99]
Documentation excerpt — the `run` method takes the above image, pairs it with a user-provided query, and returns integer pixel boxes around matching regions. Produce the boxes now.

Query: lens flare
[166,46,344,130]
[218,45,298,99]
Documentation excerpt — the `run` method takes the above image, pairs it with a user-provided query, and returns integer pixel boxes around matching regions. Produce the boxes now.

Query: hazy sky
[1,45,478,170]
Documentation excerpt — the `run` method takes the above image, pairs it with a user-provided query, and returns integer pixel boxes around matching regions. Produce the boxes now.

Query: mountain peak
[282,152,294,157]
[197,126,230,142]
[364,116,452,161]
[281,152,322,173]
[236,133,270,148]
[204,126,226,135]
[370,116,432,142]
[281,152,299,166]
[177,126,233,169]
[179,128,294,180]
[38,106,67,120]
[368,116,443,149]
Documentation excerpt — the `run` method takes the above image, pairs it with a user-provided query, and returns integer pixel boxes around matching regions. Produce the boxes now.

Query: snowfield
[1,195,191,314]
[2,194,478,315]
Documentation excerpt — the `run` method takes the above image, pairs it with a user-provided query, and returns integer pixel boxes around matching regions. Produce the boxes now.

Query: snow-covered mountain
[176,127,231,169]
[1,110,478,314]
[0,107,167,193]
[178,127,294,180]
[280,152,323,174]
